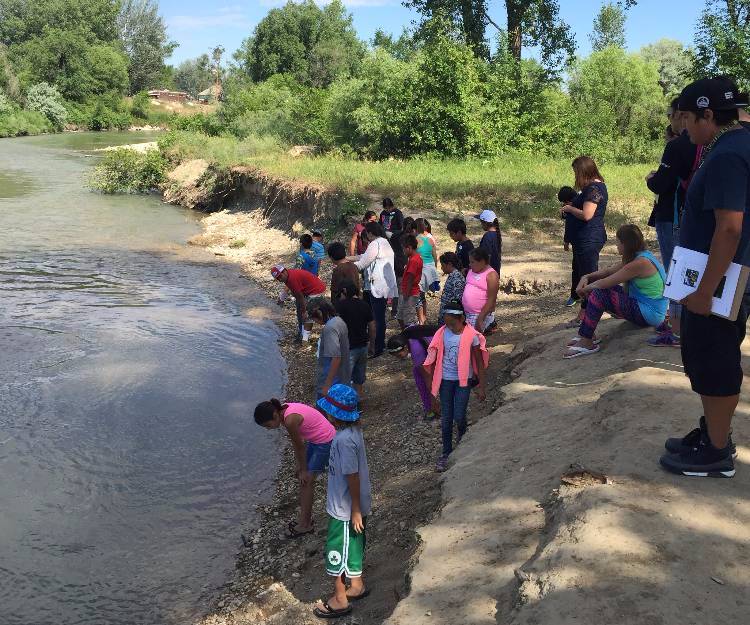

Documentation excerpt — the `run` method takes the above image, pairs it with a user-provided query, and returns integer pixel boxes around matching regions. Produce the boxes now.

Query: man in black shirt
[334,281,375,397]
[447,218,475,275]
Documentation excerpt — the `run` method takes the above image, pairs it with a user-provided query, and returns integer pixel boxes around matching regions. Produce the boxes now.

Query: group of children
[261,200,501,619]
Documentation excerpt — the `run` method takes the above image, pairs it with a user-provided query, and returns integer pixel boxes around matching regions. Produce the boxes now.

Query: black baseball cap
[678,77,746,112]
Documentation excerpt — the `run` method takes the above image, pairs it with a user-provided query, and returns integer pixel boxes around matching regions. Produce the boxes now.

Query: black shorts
[681,308,747,397]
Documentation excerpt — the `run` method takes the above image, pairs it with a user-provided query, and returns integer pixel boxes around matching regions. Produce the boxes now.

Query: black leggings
[573,244,603,310]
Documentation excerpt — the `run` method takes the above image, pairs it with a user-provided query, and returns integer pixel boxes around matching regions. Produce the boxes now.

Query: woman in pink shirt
[254,399,335,538]
[462,248,499,334]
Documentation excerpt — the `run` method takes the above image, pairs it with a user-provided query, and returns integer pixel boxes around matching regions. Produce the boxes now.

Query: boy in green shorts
[313,384,371,619]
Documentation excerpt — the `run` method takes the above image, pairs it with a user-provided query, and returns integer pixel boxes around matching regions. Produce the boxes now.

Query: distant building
[197,85,222,103]
[147,90,189,103]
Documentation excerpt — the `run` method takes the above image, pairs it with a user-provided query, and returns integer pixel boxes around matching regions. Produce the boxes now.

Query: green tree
[235,0,366,87]
[118,0,178,93]
[25,81,67,127]
[590,2,626,51]
[569,46,664,161]
[0,0,120,45]
[174,54,213,97]
[372,28,419,61]
[639,38,691,97]
[693,0,750,90]
[402,0,576,75]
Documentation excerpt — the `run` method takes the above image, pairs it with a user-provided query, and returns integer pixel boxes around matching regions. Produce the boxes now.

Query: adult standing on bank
[350,222,398,358]
[561,157,608,321]
[349,211,378,256]
[474,210,502,274]
[660,77,750,479]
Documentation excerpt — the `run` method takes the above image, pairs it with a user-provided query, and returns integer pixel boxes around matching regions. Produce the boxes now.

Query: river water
[0,133,285,625]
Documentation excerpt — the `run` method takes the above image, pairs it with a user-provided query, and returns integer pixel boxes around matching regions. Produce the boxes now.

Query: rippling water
[0,133,285,625]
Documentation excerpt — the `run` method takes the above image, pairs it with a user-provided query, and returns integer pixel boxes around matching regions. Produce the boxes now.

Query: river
[0,133,285,625]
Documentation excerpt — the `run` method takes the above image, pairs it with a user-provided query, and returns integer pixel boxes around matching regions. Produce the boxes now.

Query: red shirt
[285,268,326,296]
[401,253,423,297]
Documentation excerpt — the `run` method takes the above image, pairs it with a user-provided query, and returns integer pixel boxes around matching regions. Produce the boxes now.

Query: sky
[159,0,708,66]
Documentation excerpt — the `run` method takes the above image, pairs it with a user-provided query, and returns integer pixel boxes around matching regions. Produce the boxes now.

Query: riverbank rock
[384,322,750,625]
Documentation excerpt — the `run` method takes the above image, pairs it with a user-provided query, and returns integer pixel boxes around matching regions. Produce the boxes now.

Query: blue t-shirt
[297,249,320,275]
[311,240,326,262]
[571,182,608,248]
[680,128,750,265]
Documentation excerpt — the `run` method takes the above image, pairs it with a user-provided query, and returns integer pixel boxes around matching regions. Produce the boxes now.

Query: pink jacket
[423,324,489,397]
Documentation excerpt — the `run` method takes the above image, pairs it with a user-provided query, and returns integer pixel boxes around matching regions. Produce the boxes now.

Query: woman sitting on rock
[564,224,668,359]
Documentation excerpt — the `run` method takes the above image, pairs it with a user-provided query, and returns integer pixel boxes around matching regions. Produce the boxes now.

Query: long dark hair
[414,218,428,234]
[616,224,646,264]
[254,398,285,425]
[387,324,439,353]
[365,221,387,240]
[572,156,604,189]
[309,299,337,322]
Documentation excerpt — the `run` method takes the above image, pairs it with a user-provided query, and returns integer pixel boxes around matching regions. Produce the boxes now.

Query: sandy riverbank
[186,203,601,625]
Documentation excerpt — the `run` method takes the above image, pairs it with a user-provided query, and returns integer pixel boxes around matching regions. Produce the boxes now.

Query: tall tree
[118,0,177,93]
[174,54,213,97]
[402,0,576,73]
[639,38,691,97]
[693,0,750,89]
[590,2,626,51]
[235,0,365,87]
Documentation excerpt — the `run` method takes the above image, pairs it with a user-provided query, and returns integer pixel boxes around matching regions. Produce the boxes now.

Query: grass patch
[229,239,246,249]
[160,131,655,230]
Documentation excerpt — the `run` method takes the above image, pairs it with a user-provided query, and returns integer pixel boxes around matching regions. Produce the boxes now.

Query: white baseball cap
[474,209,497,223]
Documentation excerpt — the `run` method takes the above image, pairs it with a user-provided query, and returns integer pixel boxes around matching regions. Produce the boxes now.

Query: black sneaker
[664,416,737,457]
[659,440,736,478]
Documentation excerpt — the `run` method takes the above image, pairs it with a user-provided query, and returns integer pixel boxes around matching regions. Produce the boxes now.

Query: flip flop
[568,336,602,346]
[286,521,314,539]
[313,602,352,619]
[563,344,601,359]
[346,587,371,602]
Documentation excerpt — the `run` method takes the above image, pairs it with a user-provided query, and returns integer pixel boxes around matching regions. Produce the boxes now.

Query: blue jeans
[349,346,368,385]
[439,379,471,457]
[306,441,331,472]
[655,221,675,269]
[370,296,387,354]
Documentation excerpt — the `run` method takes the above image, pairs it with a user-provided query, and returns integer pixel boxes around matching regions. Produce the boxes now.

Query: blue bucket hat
[316,384,360,422]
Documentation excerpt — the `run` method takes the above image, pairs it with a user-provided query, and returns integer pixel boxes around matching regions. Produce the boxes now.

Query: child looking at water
[254,399,335,538]
[423,300,488,472]
[297,234,320,276]
[313,384,371,620]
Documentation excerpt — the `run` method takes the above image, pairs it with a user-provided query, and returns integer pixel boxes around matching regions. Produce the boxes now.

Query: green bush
[26,82,67,128]
[88,147,168,193]
[168,112,224,135]
[0,92,14,115]
[0,109,53,137]
[130,91,151,120]
[88,101,131,130]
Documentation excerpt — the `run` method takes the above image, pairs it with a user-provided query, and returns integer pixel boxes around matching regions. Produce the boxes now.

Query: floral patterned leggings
[579,286,646,339]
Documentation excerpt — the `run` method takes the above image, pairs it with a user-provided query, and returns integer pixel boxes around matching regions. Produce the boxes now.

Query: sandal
[563,344,601,359]
[286,521,314,539]
[314,602,352,619]
[568,336,601,346]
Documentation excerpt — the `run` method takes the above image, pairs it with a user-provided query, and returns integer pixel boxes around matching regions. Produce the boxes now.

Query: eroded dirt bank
[385,323,750,625]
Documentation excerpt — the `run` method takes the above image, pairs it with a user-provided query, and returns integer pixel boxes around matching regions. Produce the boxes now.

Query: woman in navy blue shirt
[562,156,608,318]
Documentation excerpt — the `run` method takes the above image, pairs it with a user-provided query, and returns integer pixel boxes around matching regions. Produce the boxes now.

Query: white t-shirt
[442,327,479,381]
[354,238,398,300]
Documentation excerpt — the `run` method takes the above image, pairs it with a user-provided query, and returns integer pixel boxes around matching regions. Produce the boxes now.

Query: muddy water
[0,133,285,625]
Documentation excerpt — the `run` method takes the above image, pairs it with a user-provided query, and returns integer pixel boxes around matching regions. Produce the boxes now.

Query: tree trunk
[506,1,524,60]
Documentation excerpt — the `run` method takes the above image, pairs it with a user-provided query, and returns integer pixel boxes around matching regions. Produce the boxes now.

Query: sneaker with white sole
[659,440,735,478]
[665,416,736,457]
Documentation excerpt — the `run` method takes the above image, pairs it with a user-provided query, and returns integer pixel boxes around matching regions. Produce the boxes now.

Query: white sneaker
[301,329,311,342]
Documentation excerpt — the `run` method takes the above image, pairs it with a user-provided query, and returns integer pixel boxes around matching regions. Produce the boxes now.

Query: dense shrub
[130,91,151,120]
[0,92,14,115]
[0,109,53,137]
[168,112,224,135]
[26,82,67,128]
[88,147,167,193]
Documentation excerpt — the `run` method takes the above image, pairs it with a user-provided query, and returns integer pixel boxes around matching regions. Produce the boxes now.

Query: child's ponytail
[270,398,283,411]
[254,398,285,425]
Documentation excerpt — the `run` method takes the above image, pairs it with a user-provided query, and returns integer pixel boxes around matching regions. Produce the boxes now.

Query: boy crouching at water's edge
[313,384,371,619]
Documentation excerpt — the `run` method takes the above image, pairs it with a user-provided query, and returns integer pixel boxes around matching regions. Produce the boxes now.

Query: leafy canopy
[235,0,365,87]
[693,0,750,90]
[590,2,626,51]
